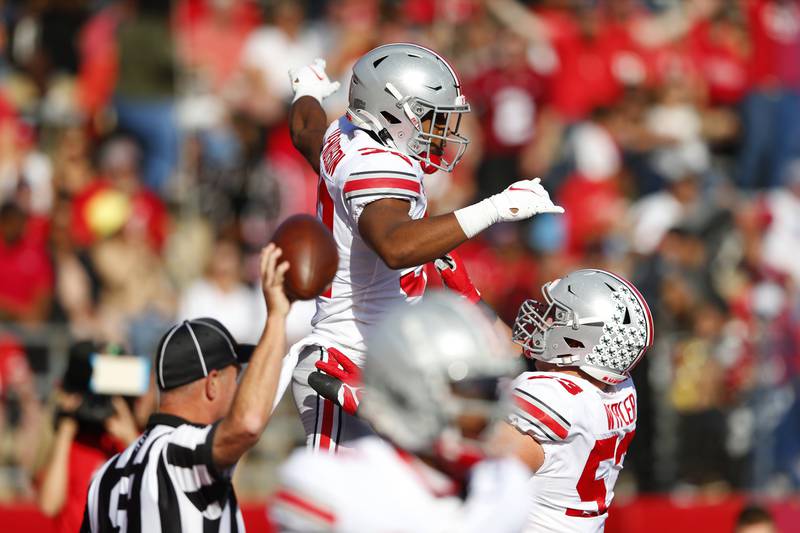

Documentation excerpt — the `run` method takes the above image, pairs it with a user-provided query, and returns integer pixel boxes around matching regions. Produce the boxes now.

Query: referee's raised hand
[260,243,291,317]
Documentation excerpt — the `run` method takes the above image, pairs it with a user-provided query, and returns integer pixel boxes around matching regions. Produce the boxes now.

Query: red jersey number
[573,430,635,516]
[317,177,334,298]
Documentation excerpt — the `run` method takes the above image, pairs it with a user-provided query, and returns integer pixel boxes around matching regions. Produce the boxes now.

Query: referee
[81,244,290,533]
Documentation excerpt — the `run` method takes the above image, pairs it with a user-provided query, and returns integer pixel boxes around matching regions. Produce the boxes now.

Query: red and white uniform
[507,372,637,532]
[272,436,531,533]
[275,117,428,452]
[312,116,428,356]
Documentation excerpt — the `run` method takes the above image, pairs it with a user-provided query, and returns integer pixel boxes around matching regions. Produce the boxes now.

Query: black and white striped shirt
[81,414,245,533]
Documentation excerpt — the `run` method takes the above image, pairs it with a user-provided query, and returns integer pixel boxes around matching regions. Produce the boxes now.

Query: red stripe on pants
[318,399,335,451]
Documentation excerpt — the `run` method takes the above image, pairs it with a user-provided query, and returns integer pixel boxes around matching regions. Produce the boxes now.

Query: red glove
[310,348,363,415]
[434,250,481,304]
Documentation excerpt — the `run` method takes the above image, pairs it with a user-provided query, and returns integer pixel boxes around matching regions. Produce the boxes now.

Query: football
[270,214,338,300]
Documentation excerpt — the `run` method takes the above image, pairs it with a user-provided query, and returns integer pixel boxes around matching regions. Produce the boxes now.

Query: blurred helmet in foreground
[361,293,520,456]
[347,43,470,173]
[513,269,653,385]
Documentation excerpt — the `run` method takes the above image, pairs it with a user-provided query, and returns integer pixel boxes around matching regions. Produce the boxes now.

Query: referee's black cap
[155,318,255,391]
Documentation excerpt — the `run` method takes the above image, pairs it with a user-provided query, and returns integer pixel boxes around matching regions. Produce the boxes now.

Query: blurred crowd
[0,0,799,520]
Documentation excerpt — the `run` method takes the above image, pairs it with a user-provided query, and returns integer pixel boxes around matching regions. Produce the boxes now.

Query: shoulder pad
[507,372,580,442]
[343,147,422,203]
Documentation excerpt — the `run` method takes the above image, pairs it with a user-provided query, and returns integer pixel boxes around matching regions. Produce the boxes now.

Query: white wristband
[454,199,499,239]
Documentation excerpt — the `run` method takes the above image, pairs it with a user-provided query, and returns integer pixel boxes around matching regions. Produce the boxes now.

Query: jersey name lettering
[604,393,636,430]
[322,128,345,174]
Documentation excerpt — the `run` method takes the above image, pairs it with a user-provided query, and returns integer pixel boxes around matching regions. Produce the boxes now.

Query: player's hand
[489,178,564,222]
[454,178,564,238]
[288,58,341,104]
[260,243,291,317]
[316,348,361,385]
[309,372,362,415]
[309,348,363,415]
[434,250,481,304]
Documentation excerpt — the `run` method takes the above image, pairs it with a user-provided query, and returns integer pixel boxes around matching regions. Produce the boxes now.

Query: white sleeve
[340,149,423,225]
[506,374,576,443]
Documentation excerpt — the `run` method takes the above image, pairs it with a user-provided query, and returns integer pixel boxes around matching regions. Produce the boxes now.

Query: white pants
[274,338,374,452]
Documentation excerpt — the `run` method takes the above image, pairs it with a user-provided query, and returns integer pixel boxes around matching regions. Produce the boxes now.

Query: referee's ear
[205,369,221,402]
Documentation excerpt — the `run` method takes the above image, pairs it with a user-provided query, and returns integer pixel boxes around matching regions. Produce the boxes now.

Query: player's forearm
[373,213,468,270]
[214,314,287,467]
[289,96,328,173]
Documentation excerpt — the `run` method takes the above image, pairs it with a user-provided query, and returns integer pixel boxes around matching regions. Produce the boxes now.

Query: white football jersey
[506,371,637,533]
[273,436,531,533]
[312,117,428,361]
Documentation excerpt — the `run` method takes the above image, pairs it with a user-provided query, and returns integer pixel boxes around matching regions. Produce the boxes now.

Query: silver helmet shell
[512,269,654,385]
[360,292,520,453]
[347,43,470,173]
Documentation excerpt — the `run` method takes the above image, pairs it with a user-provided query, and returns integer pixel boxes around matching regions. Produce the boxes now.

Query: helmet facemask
[512,282,578,362]
[401,96,470,173]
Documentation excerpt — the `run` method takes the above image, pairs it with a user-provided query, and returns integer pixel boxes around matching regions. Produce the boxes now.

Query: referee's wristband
[454,199,499,239]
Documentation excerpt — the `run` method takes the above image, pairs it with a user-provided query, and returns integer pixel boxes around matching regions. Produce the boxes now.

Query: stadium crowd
[0,0,798,522]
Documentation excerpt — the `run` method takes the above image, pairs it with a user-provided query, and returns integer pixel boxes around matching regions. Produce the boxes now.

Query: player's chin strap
[348,107,398,150]
[349,82,420,150]
[348,83,439,174]
[385,82,421,130]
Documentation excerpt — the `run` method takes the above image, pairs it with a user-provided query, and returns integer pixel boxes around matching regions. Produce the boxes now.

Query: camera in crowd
[59,341,150,431]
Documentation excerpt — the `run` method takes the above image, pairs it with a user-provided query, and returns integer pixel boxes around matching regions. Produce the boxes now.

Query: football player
[312,269,654,531]
[273,293,531,533]
[494,269,653,531]
[280,44,564,452]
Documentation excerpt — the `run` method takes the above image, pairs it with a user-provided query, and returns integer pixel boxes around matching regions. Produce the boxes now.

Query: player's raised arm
[288,59,340,173]
[359,178,562,269]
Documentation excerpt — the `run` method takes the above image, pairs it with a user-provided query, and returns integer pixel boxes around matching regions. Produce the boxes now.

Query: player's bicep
[497,421,545,472]
[357,198,413,261]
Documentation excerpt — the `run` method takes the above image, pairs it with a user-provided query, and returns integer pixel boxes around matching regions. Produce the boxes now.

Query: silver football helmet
[512,269,654,385]
[360,292,520,454]
[347,43,470,173]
